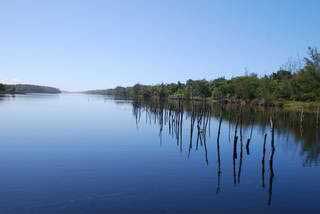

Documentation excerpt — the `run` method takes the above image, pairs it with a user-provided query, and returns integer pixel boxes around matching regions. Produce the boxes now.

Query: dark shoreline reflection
[129,98,320,206]
[130,99,320,162]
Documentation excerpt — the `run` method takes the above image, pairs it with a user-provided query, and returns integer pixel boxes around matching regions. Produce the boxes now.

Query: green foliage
[105,47,320,103]
[186,79,211,98]
[0,83,5,93]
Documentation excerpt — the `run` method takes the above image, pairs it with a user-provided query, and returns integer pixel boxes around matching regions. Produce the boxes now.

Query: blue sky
[0,0,319,91]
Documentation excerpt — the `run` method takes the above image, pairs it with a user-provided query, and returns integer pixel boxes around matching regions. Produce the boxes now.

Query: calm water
[0,94,320,213]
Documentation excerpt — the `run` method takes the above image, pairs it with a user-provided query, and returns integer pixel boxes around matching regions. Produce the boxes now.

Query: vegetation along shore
[0,84,61,94]
[85,47,320,112]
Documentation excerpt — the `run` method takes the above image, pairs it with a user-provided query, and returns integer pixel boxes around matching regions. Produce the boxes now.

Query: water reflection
[216,111,222,194]
[130,99,320,206]
[261,133,267,188]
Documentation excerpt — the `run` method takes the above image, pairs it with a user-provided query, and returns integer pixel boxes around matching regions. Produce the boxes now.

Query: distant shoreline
[0,84,61,95]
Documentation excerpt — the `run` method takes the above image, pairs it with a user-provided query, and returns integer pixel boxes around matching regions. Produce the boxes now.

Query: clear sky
[0,0,319,91]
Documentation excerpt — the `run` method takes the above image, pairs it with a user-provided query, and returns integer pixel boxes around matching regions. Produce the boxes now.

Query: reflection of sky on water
[0,94,319,213]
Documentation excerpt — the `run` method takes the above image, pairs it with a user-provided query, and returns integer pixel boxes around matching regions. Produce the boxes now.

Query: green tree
[0,83,5,93]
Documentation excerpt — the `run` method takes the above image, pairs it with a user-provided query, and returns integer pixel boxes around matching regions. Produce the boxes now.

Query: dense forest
[87,47,320,107]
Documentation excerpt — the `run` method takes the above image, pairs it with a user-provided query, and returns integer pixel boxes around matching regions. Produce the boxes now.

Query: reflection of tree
[129,98,320,206]
[261,134,267,188]
[268,121,275,206]
[188,110,196,158]
[216,111,223,194]
[260,117,276,206]
[233,116,239,185]
[246,117,254,155]
[194,104,210,164]
[237,114,244,184]
[131,99,320,164]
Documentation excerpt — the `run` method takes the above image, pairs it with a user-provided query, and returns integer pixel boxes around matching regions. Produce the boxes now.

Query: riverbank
[155,95,320,113]
[100,93,320,113]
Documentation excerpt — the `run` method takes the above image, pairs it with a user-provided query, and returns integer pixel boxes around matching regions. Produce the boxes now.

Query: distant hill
[4,84,61,94]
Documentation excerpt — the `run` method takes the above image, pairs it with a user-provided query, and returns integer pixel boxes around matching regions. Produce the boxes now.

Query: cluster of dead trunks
[132,99,281,205]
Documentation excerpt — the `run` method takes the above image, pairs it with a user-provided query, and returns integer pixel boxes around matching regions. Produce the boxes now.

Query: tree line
[0,83,5,93]
[0,84,61,94]
[97,47,320,105]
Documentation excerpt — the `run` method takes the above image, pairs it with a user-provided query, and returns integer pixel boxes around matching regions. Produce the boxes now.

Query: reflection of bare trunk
[268,142,275,206]
[233,117,239,185]
[270,117,275,150]
[188,114,195,158]
[268,118,275,206]
[168,110,172,135]
[198,111,209,165]
[233,117,239,160]
[196,118,201,151]
[317,107,319,127]
[237,113,243,184]
[300,108,304,136]
[159,107,164,146]
[237,139,243,184]
[228,119,231,143]
[233,145,237,186]
[208,112,211,137]
[261,133,267,188]
[179,111,183,152]
[246,120,254,155]
[133,101,142,130]
[175,112,179,146]
[203,133,209,165]
[216,112,223,194]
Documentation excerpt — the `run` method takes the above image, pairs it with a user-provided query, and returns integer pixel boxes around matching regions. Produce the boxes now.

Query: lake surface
[0,94,320,213]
